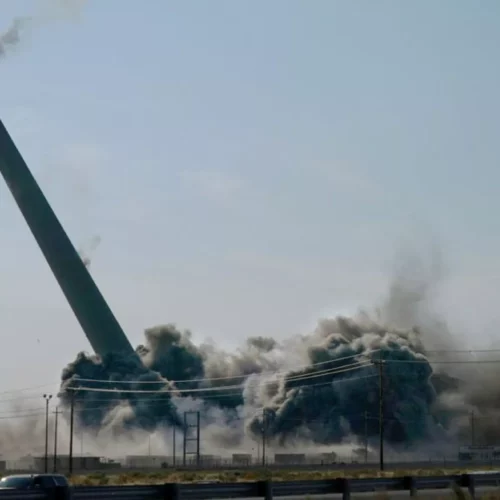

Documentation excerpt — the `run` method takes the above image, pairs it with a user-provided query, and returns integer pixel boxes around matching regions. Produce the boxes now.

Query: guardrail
[0,472,499,500]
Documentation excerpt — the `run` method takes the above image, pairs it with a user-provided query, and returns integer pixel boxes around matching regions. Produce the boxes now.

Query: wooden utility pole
[196,411,201,467]
[262,410,266,467]
[376,360,385,471]
[262,409,270,467]
[364,410,368,463]
[471,411,476,446]
[53,407,59,473]
[69,393,75,475]
[173,427,176,466]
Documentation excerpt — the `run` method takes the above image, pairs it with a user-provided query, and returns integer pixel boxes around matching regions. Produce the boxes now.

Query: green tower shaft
[0,120,136,358]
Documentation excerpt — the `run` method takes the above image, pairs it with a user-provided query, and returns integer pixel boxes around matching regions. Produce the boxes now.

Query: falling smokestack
[0,120,137,360]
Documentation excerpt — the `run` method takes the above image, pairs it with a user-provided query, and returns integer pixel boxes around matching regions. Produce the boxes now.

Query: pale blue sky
[1,0,500,391]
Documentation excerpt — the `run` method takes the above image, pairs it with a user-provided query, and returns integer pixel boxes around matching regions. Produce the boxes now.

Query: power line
[54,373,378,408]
[0,347,498,398]
[66,363,373,394]
[55,374,379,416]
[0,366,366,404]
[426,349,500,354]
[63,355,500,396]
[385,359,500,365]
[0,410,45,420]
[71,351,377,385]
[0,394,56,404]
[0,356,494,406]
[2,349,500,405]
[0,384,59,396]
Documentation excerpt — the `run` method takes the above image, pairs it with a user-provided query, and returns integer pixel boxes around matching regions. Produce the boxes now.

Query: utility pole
[471,411,476,446]
[262,409,271,467]
[364,411,368,463]
[182,419,186,466]
[375,360,385,471]
[53,407,59,473]
[173,428,176,467]
[43,394,52,474]
[262,410,266,467]
[69,393,75,475]
[196,411,201,467]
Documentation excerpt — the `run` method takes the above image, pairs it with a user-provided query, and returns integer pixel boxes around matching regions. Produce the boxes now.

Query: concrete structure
[307,452,338,464]
[33,455,105,472]
[182,454,220,467]
[274,453,306,465]
[124,455,174,468]
[7,456,36,471]
[124,454,222,468]
[0,120,136,359]
[232,453,252,466]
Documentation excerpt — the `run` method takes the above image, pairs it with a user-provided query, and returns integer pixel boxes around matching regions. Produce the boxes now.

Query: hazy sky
[1,0,500,392]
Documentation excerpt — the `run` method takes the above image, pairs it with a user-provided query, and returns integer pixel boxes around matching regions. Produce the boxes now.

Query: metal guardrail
[0,472,499,500]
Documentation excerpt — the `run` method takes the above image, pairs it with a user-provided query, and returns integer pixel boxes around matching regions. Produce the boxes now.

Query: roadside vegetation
[69,464,500,486]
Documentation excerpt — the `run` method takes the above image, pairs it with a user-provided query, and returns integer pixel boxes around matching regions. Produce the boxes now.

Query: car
[0,474,71,497]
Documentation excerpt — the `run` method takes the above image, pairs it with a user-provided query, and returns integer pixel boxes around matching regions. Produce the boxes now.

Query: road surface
[220,487,499,499]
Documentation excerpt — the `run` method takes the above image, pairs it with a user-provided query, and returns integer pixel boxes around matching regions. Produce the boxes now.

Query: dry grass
[69,464,500,487]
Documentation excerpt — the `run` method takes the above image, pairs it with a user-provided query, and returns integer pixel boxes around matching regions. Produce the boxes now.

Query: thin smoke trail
[0,1,87,60]
[0,18,29,58]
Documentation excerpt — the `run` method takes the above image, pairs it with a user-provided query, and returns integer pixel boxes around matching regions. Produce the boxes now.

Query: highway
[232,488,499,499]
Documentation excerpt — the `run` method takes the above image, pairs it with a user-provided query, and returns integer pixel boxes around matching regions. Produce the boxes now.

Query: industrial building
[33,456,109,472]
[232,453,253,466]
[274,453,306,465]
[306,452,338,465]
[124,455,175,468]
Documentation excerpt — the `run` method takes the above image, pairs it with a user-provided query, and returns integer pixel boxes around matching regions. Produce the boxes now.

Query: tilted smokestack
[0,120,137,359]
[1,113,496,455]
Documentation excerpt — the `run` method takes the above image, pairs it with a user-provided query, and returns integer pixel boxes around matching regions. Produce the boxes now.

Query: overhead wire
[0,372,379,420]
[66,362,374,394]
[2,349,500,405]
[58,373,379,414]
[385,359,500,365]
[0,348,498,399]
[70,350,378,385]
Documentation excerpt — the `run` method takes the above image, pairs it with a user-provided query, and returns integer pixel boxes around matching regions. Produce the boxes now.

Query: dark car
[0,474,70,496]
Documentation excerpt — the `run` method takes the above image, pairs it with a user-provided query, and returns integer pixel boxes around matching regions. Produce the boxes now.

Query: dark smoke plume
[57,249,500,454]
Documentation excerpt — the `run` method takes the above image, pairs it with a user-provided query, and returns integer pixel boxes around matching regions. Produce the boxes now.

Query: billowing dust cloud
[53,250,500,456]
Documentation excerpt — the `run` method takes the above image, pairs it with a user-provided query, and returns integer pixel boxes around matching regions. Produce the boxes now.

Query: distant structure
[458,446,500,462]
[232,453,252,466]
[0,120,136,359]
[35,455,108,472]
[274,453,306,465]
